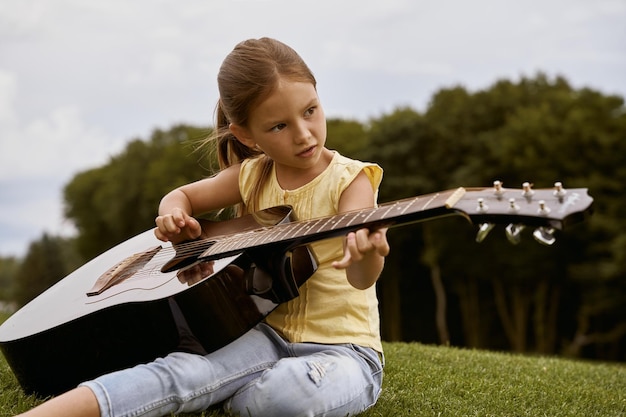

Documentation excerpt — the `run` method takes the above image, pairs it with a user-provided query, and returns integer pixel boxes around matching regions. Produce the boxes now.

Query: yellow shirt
[239,151,384,352]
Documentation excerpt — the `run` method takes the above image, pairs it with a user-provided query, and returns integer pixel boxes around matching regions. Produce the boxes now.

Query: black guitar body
[1,292,180,397]
[0,206,317,397]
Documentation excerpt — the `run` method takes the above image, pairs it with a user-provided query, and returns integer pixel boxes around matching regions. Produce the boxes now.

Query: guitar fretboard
[199,188,465,260]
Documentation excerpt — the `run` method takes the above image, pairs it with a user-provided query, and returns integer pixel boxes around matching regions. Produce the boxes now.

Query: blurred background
[1,0,625,361]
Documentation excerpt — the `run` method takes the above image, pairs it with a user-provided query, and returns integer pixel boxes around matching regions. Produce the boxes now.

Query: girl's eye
[270,123,286,133]
[304,106,316,117]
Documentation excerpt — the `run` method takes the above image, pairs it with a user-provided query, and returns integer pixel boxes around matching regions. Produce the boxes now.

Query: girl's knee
[226,355,360,416]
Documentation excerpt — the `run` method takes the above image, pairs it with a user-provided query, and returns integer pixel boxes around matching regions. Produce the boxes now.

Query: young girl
[19,37,389,417]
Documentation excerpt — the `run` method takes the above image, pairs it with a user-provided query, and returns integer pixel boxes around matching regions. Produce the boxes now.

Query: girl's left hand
[332,228,389,270]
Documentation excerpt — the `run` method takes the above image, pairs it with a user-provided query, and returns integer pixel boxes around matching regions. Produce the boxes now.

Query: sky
[1,0,625,258]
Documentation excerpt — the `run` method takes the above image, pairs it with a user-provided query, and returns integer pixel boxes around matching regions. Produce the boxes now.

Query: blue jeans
[81,323,384,417]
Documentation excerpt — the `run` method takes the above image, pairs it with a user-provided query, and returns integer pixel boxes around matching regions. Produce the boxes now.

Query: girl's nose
[293,121,310,144]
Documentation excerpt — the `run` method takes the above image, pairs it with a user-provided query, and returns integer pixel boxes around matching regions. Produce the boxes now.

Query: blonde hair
[209,37,316,214]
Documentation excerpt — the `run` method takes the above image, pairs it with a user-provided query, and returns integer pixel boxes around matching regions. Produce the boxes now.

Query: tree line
[1,73,624,361]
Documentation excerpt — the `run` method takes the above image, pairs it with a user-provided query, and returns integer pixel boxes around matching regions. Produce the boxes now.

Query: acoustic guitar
[0,182,593,396]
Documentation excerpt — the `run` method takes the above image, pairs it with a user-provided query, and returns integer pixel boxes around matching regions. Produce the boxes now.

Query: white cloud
[0,180,75,257]
[0,0,624,258]
[0,70,17,126]
[0,69,124,257]
[0,78,121,182]
[0,1,48,39]
[122,51,186,87]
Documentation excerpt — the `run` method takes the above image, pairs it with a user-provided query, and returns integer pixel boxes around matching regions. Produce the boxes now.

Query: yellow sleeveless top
[239,151,384,352]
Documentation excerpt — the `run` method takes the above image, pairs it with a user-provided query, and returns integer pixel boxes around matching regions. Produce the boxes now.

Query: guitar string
[139,194,445,268]
[101,189,575,286]
[154,195,428,260]
[115,189,571,282]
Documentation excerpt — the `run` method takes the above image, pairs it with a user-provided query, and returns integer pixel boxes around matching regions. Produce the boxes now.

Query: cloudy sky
[1,0,625,257]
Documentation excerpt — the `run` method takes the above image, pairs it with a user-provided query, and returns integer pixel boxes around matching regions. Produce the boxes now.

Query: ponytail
[209,100,273,216]
[213,100,263,170]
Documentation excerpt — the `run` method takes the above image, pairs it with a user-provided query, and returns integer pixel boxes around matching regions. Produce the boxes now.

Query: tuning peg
[476,198,489,213]
[537,200,551,216]
[508,198,520,213]
[522,182,534,198]
[533,227,556,245]
[493,180,504,197]
[505,223,525,245]
[554,182,567,198]
[476,223,495,243]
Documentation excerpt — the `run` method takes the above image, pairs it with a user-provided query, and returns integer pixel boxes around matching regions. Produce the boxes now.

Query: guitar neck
[200,188,466,260]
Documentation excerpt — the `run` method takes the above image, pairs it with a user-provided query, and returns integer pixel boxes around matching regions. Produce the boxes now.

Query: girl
[19,37,389,417]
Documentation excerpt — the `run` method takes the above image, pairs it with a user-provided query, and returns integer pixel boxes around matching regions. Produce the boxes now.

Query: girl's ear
[229,123,256,148]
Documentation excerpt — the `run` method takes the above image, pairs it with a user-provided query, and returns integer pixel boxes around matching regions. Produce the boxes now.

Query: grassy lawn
[370,343,625,416]
[1,320,624,416]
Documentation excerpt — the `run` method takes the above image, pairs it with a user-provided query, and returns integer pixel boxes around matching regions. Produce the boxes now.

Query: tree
[326,118,370,157]
[361,73,626,360]
[0,256,19,306]
[13,235,72,306]
[64,125,213,260]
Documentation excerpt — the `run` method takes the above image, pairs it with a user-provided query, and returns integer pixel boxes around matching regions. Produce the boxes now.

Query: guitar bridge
[86,246,161,296]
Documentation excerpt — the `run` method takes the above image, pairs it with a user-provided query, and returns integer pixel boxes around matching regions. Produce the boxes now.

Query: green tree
[64,125,213,260]
[326,118,369,157]
[14,235,69,306]
[362,74,626,360]
[0,256,19,303]
[474,75,626,357]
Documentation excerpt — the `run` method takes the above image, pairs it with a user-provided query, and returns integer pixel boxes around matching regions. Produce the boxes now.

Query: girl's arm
[155,164,243,243]
[333,171,390,290]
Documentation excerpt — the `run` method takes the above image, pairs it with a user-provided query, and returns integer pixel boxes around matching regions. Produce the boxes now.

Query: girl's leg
[86,323,288,417]
[226,343,384,417]
[21,324,286,417]
[17,386,99,417]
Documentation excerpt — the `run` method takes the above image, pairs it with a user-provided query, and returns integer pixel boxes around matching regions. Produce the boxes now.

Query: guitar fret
[273,227,290,243]
[317,217,337,232]
[381,202,401,218]
[420,193,440,211]
[329,213,349,230]
[361,209,377,224]
[219,230,257,253]
[399,198,420,215]
[307,218,326,234]
[344,210,364,227]
[216,237,241,252]
[327,217,339,229]
[259,228,280,245]
[238,232,255,248]
[286,221,309,238]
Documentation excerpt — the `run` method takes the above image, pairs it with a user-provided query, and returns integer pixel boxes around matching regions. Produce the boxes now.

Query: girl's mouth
[297,145,316,158]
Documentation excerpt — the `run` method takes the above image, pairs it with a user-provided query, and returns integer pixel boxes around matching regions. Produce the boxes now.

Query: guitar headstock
[452,181,593,245]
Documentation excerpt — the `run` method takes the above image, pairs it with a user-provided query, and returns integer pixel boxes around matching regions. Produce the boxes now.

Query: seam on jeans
[348,344,383,376]
[121,360,277,416]
[178,359,277,407]
[317,349,383,417]
[322,382,379,417]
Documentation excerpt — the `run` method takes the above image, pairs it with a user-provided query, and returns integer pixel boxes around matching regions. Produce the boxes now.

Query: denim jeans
[81,323,384,417]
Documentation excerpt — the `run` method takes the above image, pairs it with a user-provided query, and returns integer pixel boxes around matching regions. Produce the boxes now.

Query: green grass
[1,331,624,416]
[370,343,625,416]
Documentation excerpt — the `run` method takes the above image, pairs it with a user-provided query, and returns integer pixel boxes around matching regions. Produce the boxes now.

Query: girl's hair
[209,37,317,214]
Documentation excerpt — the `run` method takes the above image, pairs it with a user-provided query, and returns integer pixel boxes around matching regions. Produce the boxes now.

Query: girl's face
[231,78,330,185]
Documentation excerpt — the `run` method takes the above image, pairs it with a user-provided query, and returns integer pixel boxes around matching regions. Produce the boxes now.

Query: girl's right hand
[154,207,202,243]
